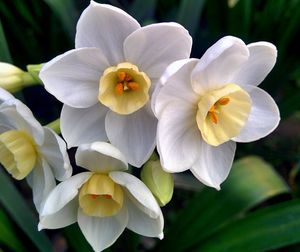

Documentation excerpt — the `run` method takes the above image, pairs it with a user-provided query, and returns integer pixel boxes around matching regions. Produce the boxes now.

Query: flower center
[98,62,151,115]
[79,173,124,217]
[207,97,230,124]
[0,130,37,180]
[196,83,252,146]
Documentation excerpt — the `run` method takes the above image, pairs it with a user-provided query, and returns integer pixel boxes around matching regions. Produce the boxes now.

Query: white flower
[39,142,164,252]
[0,88,72,211]
[39,1,192,167]
[154,36,280,190]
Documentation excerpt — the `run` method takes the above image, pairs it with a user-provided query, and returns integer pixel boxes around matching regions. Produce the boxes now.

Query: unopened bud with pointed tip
[141,157,174,207]
[0,62,42,92]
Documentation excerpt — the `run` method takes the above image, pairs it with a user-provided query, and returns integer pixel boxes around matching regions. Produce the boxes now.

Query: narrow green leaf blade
[0,168,52,252]
[198,200,300,251]
[64,224,94,252]
[0,19,12,63]
[43,0,78,40]
[177,0,206,37]
[129,0,157,24]
[157,156,290,252]
[0,209,26,252]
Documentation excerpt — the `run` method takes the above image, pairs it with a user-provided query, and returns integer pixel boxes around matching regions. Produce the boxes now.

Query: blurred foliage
[0,0,300,251]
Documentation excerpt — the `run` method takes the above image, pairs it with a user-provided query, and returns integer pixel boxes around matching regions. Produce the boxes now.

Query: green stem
[45,118,60,134]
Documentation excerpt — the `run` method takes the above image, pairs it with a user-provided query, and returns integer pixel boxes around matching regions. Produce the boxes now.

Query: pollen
[99,62,151,115]
[127,82,139,90]
[115,83,124,95]
[208,97,230,124]
[102,194,113,199]
[115,72,140,94]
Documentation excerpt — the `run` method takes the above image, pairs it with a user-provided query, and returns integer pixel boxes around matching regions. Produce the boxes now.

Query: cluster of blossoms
[0,1,280,251]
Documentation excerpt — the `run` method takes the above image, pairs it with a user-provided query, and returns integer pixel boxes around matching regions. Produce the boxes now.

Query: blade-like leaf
[0,168,52,252]
[157,156,290,252]
[64,224,94,252]
[43,0,78,40]
[129,0,157,24]
[0,209,26,252]
[197,200,300,251]
[177,0,206,37]
[0,19,12,63]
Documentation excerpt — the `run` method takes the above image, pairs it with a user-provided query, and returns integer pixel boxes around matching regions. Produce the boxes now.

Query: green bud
[141,158,174,206]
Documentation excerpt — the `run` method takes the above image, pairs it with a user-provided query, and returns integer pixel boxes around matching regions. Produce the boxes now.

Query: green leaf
[43,0,78,40]
[197,200,300,251]
[177,0,206,37]
[157,156,290,252]
[228,0,252,37]
[0,209,26,252]
[129,0,157,24]
[64,224,94,252]
[0,19,12,63]
[0,168,52,252]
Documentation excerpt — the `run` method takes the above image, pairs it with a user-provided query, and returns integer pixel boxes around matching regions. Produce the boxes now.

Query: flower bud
[0,62,41,92]
[0,62,26,92]
[141,158,174,206]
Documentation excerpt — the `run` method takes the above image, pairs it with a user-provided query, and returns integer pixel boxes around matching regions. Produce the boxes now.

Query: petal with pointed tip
[77,207,128,252]
[190,141,236,190]
[75,1,140,65]
[40,48,109,108]
[75,142,128,173]
[61,104,108,148]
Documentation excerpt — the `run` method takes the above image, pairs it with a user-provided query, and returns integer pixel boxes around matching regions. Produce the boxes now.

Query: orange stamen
[125,74,133,82]
[218,97,230,105]
[90,194,99,199]
[127,82,139,90]
[115,83,124,95]
[117,72,126,82]
[210,112,218,124]
[102,194,112,199]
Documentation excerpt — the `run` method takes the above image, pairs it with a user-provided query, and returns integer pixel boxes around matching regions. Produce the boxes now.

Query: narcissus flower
[39,142,164,252]
[154,36,280,190]
[40,1,192,167]
[0,89,71,211]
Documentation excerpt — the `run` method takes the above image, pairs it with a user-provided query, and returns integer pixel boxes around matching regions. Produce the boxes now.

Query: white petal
[125,194,164,238]
[75,142,128,173]
[0,99,44,145]
[124,22,192,79]
[31,158,56,213]
[190,141,236,190]
[0,87,14,103]
[109,171,160,218]
[39,127,72,181]
[231,42,277,86]
[41,172,92,216]
[233,85,280,142]
[191,36,249,95]
[38,198,78,230]
[61,104,108,148]
[77,207,128,252]
[151,59,193,111]
[157,102,201,172]
[40,48,109,108]
[105,105,157,167]
[75,1,140,65]
[154,58,199,118]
